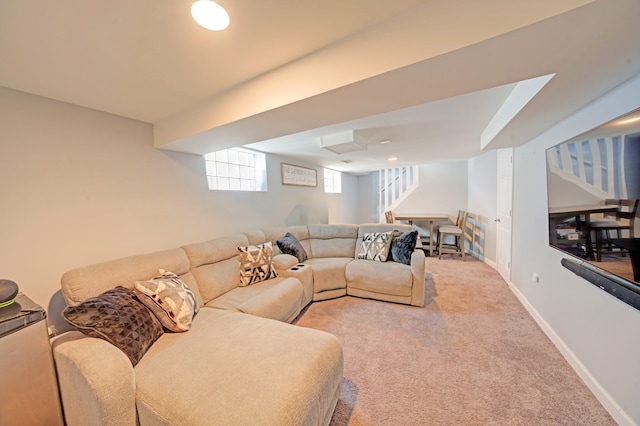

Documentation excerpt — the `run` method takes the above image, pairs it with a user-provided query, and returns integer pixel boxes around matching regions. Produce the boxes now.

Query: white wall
[356,171,381,224]
[397,161,468,218]
[0,87,358,329]
[394,162,468,242]
[511,75,640,425]
[467,150,498,265]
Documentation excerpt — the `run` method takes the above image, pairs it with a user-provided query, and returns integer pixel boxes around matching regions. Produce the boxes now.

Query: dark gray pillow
[389,230,419,265]
[62,286,164,366]
[276,232,308,263]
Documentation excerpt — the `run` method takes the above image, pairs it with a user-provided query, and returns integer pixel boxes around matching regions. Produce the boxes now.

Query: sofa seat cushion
[135,308,344,426]
[345,259,413,297]
[205,277,304,322]
[304,257,352,293]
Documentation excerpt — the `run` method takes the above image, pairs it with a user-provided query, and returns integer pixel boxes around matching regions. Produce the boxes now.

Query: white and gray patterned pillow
[357,231,393,262]
[134,270,199,332]
[238,242,278,287]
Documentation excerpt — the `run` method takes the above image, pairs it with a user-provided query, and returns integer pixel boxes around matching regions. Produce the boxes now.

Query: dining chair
[437,210,467,260]
[384,210,396,224]
[589,199,638,262]
[584,199,619,248]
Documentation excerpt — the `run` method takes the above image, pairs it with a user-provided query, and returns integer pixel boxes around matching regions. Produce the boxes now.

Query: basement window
[324,168,342,193]
[205,148,267,191]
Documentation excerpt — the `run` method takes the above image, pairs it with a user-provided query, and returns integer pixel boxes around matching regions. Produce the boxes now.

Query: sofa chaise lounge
[52,223,426,425]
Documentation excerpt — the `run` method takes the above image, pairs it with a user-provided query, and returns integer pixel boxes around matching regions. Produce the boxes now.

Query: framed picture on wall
[281,163,317,187]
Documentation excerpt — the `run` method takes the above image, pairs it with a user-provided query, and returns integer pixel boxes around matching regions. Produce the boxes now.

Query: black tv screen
[546,108,640,302]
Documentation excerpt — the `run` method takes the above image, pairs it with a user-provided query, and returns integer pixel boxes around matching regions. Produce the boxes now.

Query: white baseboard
[468,251,497,269]
[506,281,636,426]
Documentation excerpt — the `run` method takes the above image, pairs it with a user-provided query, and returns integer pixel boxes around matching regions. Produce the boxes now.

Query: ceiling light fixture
[380,139,392,145]
[388,156,398,161]
[191,0,230,31]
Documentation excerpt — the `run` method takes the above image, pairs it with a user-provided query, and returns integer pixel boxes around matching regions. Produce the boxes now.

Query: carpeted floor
[293,256,615,425]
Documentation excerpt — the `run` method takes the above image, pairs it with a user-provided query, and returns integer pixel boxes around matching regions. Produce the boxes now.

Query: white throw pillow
[134,270,198,332]
[237,242,278,287]
[357,231,393,262]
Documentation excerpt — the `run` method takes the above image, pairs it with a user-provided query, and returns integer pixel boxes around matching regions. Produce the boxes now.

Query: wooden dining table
[393,213,450,256]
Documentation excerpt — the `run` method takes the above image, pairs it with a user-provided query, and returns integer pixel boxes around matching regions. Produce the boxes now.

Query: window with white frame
[323,168,342,193]
[204,148,267,191]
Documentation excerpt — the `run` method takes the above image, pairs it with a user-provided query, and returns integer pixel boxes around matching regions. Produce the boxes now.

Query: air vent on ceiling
[341,159,354,163]
[320,130,367,154]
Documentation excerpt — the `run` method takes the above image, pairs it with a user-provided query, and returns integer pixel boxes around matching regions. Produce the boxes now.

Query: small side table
[0,293,64,425]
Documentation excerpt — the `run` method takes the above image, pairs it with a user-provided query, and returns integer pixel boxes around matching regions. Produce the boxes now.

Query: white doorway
[496,148,514,283]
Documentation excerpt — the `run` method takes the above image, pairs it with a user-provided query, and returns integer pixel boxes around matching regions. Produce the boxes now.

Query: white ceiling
[246,82,517,173]
[1,0,639,174]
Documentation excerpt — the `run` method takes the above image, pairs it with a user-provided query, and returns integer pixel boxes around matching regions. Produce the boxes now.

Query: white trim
[506,281,637,426]
[590,138,602,189]
[466,250,498,269]
[479,255,497,270]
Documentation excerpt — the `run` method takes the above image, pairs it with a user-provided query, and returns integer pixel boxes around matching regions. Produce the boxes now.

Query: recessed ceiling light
[380,139,392,145]
[388,156,398,161]
[191,0,230,31]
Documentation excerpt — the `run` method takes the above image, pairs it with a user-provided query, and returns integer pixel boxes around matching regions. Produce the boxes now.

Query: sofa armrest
[273,253,298,270]
[276,262,314,306]
[410,249,426,307]
[51,331,137,426]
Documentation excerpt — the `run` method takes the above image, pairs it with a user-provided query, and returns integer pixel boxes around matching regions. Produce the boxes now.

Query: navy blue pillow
[389,230,419,265]
[276,232,308,263]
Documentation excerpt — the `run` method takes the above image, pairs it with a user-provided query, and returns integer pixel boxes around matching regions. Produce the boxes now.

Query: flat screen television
[546,108,640,306]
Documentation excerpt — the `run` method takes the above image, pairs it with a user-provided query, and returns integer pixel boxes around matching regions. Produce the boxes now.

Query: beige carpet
[293,256,615,425]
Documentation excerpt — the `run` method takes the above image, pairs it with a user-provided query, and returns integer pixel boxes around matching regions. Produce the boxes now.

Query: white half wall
[511,74,640,425]
[0,87,358,332]
[467,150,498,265]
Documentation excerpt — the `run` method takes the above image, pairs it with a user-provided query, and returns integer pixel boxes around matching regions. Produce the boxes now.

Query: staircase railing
[546,135,628,199]
[378,166,419,221]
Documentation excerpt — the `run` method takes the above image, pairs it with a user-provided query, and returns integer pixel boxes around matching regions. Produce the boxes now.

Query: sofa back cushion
[61,248,202,307]
[182,233,249,304]
[261,226,311,256]
[355,223,414,258]
[308,224,358,258]
[243,229,267,246]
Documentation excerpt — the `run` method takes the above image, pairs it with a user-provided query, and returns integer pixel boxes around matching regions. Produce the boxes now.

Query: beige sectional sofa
[52,223,425,425]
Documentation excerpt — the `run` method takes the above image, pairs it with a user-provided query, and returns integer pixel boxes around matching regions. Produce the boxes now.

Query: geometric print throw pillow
[357,231,393,262]
[237,241,278,287]
[61,286,164,366]
[134,270,199,332]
